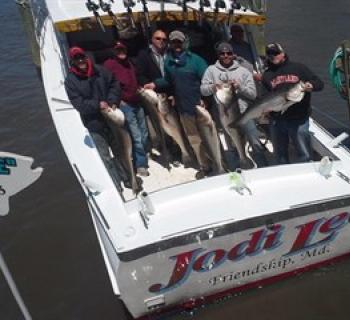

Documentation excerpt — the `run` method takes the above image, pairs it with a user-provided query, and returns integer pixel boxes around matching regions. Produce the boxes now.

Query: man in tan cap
[144,30,213,178]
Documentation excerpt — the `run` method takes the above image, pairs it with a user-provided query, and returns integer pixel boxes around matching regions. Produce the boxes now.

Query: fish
[102,110,140,194]
[138,89,192,167]
[195,105,225,174]
[214,83,254,169]
[231,81,305,127]
[101,107,125,126]
[138,88,171,168]
[157,94,192,166]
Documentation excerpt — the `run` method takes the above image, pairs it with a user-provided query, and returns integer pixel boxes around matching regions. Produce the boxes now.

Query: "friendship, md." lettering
[149,212,349,294]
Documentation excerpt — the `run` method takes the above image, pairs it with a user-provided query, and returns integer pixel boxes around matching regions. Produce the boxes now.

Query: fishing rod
[227,0,241,26]
[213,0,226,26]
[139,0,151,42]
[123,0,137,29]
[140,0,151,28]
[99,0,119,27]
[182,0,189,26]
[198,0,210,27]
[86,0,106,32]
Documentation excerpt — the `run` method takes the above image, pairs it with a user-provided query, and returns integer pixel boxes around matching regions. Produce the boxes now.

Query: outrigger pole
[86,0,106,32]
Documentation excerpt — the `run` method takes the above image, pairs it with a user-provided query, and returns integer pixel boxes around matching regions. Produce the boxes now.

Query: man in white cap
[262,43,324,164]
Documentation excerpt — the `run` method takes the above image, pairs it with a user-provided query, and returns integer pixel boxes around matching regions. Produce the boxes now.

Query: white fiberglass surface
[48,0,257,23]
[118,160,350,250]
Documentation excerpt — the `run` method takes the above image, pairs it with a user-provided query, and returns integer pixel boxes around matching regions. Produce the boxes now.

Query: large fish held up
[231,81,306,127]
[195,105,225,174]
[138,88,192,167]
[214,82,254,169]
[101,107,140,194]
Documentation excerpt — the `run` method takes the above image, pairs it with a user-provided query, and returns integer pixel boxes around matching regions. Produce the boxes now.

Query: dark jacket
[262,58,324,121]
[155,51,208,115]
[65,65,121,133]
[135,47,164,86]
[104,58,139,105]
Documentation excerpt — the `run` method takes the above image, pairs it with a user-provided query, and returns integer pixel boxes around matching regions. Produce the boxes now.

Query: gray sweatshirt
[201,60,256,113]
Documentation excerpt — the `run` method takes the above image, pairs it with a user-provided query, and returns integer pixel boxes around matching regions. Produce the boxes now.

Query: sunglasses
[219,51,234,57]
[73,54,87,61]
[154,37,167,41]
[266,50,281,57]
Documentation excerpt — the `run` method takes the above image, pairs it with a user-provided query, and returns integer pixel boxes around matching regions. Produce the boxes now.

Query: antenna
[86,0,106,32]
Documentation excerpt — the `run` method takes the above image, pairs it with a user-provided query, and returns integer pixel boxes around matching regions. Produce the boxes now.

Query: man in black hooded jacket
[64,46,127,192]
[262,43,324,164]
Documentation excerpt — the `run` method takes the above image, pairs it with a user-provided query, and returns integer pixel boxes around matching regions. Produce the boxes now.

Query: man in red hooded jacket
[104,41,149,177]
[64,46,128,192]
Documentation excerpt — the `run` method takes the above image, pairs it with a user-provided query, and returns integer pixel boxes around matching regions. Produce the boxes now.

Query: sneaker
[195,168,211,180]
[123,180,132,189]
[137,167,150,177]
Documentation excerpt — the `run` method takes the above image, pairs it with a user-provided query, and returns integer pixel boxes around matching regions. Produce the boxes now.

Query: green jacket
[155,51,207,115]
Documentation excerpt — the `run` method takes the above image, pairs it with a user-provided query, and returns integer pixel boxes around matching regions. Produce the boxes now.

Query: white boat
[17,0,350,318]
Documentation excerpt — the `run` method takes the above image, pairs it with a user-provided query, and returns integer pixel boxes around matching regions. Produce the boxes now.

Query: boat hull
[109,198,350,318]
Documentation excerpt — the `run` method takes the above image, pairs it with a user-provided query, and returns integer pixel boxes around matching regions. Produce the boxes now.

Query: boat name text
[149,212,349,293]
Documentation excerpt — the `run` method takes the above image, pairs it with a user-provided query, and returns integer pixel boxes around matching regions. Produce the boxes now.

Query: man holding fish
[64,47,129,192]
[104,41,150,177]
[144,30,224,179]
[261,43,324,164]
[201,42,268,168]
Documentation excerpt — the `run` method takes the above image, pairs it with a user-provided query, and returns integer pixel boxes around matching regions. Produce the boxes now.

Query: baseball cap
[169,30,186,42]
[266,43,284,56]
[216,42,234,54]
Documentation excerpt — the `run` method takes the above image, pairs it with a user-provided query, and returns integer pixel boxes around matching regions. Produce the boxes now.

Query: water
[1,0,350,319]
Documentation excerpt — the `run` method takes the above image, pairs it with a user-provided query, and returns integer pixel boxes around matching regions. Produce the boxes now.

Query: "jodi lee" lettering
[149,212,349,294]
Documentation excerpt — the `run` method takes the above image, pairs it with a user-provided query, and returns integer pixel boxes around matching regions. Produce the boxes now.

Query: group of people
[64,25,324,193]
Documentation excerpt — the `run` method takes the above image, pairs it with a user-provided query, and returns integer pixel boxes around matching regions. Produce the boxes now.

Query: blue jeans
[241,120,268,168]
[270,118,311,164]
[120,103,149,168]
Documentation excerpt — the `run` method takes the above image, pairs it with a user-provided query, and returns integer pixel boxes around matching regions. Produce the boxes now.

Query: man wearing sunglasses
[135,30,168,87]
[65,46,127,192]
[262,43,324,164]
[201,42,268,168]
[144,30,212,179]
